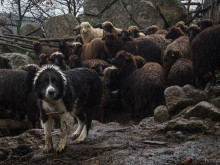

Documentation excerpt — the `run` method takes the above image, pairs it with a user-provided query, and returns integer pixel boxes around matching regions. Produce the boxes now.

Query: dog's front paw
[56,144,65,153]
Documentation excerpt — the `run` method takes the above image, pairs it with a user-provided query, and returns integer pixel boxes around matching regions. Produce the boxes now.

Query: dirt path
[0,117,220,165]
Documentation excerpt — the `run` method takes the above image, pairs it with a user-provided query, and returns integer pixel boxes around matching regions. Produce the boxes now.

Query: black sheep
[197,19,213,31]
[58,40,74,63]
[103,33,162,64]
[0,56,12,69]
[191,25,220,87]
[50,52,69,70]
[167,58,195,87]
[110,50,165,120]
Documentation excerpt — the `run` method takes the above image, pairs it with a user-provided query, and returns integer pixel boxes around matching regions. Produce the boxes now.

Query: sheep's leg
[71,116,84,139]
[56,112,73,153]
[43,116,53,153]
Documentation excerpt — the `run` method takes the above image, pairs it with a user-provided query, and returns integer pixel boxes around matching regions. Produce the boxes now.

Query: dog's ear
[25,65,39,93]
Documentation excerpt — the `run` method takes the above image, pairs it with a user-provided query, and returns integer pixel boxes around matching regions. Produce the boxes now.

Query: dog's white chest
[42,99,66,114]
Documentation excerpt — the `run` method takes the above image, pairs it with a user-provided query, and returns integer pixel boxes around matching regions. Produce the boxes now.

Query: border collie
[32,65,102,153]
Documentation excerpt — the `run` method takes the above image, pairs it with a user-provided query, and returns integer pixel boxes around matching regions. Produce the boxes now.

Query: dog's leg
[75,124,87,142]
[43,116,53,153]
[71,116,84,139]
[56,112,74,153]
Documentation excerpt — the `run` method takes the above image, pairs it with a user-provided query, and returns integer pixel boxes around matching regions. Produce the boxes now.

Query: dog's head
[33,65,67,100]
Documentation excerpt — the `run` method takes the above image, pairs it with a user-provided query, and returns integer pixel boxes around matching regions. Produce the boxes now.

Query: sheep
[74,25,81,35]
[32,41,58,57]
[144,25,167,35]
[102,66,121,111]
[144,25,159,35]
[165,26,185,41]
[190,24,220,87]
[167,58,195,87]
[0,56,12,69]
[69,55,110,75]
[72,38,107,61]
[110,50,165,120]
[175,21,188,34]
[58,40,74,62]
[128,26,145,38]
[39,53,50,67]
[103,33,162,64]
[102,21,122,35]
[74,34,83,44]
[187,24,200,42]
[80,22,103,44]
[119,29,132,41]
[134,56,146,68]
[94,23,103,29]
[0,65,40,127]
[197,19,213,31]
[49,52,69,70]
[163,35,192,77]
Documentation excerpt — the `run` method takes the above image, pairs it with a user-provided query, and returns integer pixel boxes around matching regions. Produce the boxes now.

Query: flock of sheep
[0,19,220,127]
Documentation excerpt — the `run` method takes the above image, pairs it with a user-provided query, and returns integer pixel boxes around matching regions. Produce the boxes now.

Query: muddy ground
[0,117,220,165]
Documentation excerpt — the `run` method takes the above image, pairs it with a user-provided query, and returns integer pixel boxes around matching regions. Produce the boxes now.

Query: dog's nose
[48,90,55,96]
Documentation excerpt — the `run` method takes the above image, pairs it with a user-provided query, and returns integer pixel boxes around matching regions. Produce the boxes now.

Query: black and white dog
[30,65,102,153]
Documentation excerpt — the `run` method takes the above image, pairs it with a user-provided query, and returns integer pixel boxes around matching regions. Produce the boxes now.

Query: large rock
[164,85,208,115]
[0,53,34,69]
[20,23,44,38]
[184,101,220,121]
[43,14,79,38]
[154,105,170,123]
[82,0,187,29]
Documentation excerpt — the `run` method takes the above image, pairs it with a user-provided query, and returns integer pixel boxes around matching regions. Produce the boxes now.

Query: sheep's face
[69,55,81,69]
[144,26,158,35]
[33,41,42,52]
[50,52,64,68]
[165,27,184,40]
[75,36,83,44]
[103,23,113,34]
[72,43,83,55]
[131,30,139,38]
[103,67,119,91]
[164,50,181,64]
[120,30,132,41]
[39,54,48,67]
[103,33,116,46]
[112,51,134,68]
[187,26,200,42]
[80,22,92,34]
[0,57,11,69]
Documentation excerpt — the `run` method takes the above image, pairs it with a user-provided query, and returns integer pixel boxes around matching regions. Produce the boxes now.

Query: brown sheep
[134,56,146,68]
[72,38,107,61]
[32,41,58,57]
[165,26,185,41]
[0,56,12,69]
[175,21,188,34]
[187,24,200,42]
[39,53,50,67]
[69,55,110,75]
[102,21,122,35]
[167,58,195,87]
[80,22,103,44]
[128,26,145,38]
[49,52,69,70]
[110,50,165,120]
[197,19,213,31]
[144,25,168,35]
